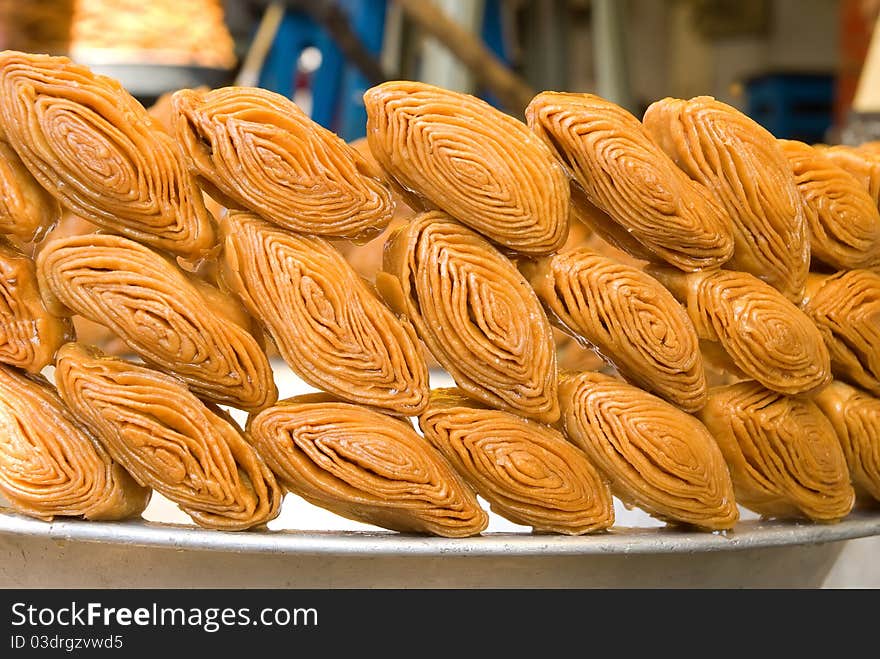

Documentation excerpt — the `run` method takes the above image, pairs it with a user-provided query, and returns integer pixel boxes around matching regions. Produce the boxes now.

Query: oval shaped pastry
[0,51,215,260]
[0,141,60,241]
[36,233,277,411]
[822,145,880,207]
[521,247,707,411]
[54,343,282,531]
[643,96,808,302]
[219,210,429,416]
[0,363,149,521]
[778,139,880,271]
[171,86,393,242]
[247,393,488,537]
[526,91,733,271]
[697,380,854,522]
[377,210,559,423]
[649,266,831,396]
[0,237,71,372]
[364,80,570,255]
[814,380,880,503]
[418,388,614,535]
[558,371,738,530]
[803,270,880,396]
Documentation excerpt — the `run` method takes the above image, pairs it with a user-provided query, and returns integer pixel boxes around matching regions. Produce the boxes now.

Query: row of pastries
[0,49,877,537]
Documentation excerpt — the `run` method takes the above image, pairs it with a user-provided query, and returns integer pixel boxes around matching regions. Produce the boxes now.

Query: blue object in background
[331,0,388,142]
[257,0,512,138]
[745,73,835,143]
[477,0,512,109]
[257,0,387,141]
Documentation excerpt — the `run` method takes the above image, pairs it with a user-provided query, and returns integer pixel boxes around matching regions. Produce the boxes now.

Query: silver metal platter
[4,367,879,586]
[2,506,880,557]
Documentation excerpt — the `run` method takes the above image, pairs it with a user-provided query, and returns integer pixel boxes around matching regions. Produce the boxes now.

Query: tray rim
[2,507,879,557]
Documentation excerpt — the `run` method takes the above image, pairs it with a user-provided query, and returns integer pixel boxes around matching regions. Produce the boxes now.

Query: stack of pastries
[0,49,877,538]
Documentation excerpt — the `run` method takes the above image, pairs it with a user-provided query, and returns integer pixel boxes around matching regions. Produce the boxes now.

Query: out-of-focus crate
[745,72,835,143]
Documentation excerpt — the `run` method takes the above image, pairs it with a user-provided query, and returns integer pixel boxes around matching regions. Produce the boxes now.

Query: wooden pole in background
[392,0,536,115]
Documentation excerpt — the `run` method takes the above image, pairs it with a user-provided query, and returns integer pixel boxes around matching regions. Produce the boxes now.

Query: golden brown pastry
[219,210,429,416]
[172,86,392,242]
[247,393,488,537]
[146,87,186,135]
[856,140,880,156]
[526,91,733,271]
[364,80,570,255]
[823,145,880,207]
[558,370,738,530]
[0,140,59,241]
[71,316,129,357]
[418,388,614,535]
[643,96,808,302]
[814,380,880,503]
[33,212,130,356]
[553,327,608,373]
[54,343,282,531]
[567,184,657,265]
[778,139,880,271]
[648,266,831,396]
[335,138,417,282]
[0,51,216,261]
[698,380,854,522]
[36,232,276,411]
[0,236,71,371]
[346,135,417,215]
[377,210,559,423]
[0,362,149,521]
[333,215,410,283]
[802,270,880,396]
[521,247,707,412]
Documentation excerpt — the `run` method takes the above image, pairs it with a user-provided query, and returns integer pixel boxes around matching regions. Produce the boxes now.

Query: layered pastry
[172,86,393,242]
[37,212,130,356]
[649,266,831,396]
[526,92,733,271]
[521,247,707,412]
[802,270,880,396]
[698,380,854,522]
[0,141,59,241]
[0,363,149,521]
[567,185,657,266]
[219,211,429,416]
[334,138,417,281]
[363,80,570,255]
[779,139,880,271]
[377,211,559,423]
[0,51,215,260]
[822,145,880,207]
[643,96,808,302]
[247,393,488,537]
[558,370,739,530]
[418,388,614,535]
[148,86,208,136]
[554,327,608,373]
[54,343,282,531]
[814,380,880,503]
[0,237,71,372]
[36,233,276,411]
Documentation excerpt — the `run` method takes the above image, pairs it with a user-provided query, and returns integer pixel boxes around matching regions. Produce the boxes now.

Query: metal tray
[2,506,879,557]
[3,505,880,588]
[4,365,880,587]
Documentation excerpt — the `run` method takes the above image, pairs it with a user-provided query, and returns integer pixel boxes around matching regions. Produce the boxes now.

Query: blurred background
[1,0,878,145]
